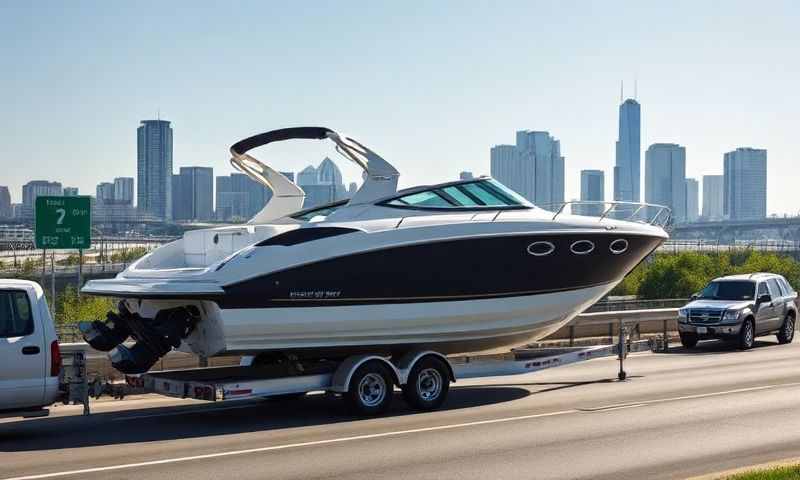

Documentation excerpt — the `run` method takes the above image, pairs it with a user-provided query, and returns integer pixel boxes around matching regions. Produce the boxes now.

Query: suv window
[779,277,795,295]
[767,278,785,297]
[698,280,755,301]
[0,290,34,338]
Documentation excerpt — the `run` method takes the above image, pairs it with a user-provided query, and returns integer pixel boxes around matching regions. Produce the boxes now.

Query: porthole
[527,241,555,256]
[570,240,595,255]
[609,238,629,255]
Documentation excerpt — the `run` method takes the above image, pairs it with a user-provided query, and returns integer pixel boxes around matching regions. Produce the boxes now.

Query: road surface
[2,337,800,480]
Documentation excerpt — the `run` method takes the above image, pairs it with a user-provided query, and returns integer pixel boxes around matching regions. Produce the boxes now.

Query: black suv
[677,273,797,349]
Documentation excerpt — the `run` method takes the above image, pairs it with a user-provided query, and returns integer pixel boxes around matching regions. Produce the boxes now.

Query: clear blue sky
[1,1,798,214]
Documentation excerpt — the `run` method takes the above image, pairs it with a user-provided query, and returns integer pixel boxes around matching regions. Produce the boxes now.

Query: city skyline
[1,2,797,216]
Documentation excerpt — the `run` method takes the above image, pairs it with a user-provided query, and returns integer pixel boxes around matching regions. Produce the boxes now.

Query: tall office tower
[172,167,213,221]
[113,177,134,205]
[317,157,347,199]
[491,131,564,206]
[490,144,528,198]
[0,186,11,218]
[614,99,641,202]
[215,173,270,221]
[702,175,724,221]
[685,178,699,223]
[516,130,564,206]
[723,148,767,220]
[96,182,115,204]
[297,166,318,186]
[137,120,173,220]
[645,143,687,222]
[63,187,79,196]
[579,170,605,216]
[21,180,62,218]
[459,171,474,180]
[296,158,348,209]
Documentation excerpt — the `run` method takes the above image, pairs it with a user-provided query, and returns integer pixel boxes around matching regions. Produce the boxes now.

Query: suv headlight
[722,310,740,323]
[678,308,689,321]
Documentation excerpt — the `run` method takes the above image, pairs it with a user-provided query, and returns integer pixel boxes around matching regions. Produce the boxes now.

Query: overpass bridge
[671,217,800,242]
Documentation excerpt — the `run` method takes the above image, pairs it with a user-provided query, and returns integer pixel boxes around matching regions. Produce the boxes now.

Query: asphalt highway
[3,337,800,480]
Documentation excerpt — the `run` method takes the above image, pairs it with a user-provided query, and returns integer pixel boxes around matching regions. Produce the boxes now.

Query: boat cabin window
[383,179,532,210]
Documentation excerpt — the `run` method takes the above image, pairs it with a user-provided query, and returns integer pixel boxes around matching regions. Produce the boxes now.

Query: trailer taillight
[50,340,62,377]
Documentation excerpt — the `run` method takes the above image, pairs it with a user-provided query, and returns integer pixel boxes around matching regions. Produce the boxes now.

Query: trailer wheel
[402,356,450,411]
[345,361,394,416]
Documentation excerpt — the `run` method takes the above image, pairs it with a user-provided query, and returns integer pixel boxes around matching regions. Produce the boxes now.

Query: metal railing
[541,201,672,229]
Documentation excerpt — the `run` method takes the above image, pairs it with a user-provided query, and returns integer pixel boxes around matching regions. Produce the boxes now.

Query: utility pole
[50,251,55,317]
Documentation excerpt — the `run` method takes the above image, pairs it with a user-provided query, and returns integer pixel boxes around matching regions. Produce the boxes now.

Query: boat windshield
[384,179,532,210]
[697,280,756,301]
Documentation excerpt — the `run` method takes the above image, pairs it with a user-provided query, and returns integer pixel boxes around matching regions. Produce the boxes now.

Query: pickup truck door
[754,282,777,335]
[0,288,45,410]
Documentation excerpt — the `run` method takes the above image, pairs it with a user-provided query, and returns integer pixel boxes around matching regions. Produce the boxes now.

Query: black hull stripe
[218,233,664,310]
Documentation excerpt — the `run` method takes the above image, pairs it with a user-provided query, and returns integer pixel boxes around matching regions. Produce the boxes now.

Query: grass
[721,465,800,480]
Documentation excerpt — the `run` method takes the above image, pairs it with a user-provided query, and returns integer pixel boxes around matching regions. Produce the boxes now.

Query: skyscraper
[614,99,641,202]
[215,173,270,221]
[685,178,699,223]
[21,180,62,219]
[579,170,605,216]
[172,167,214,221]
[490,144,528,198]
[63,187,79,196]
[723,148,767,220]
[645,143,687,222]
[459,171,474,180]
[137,120,173,220]
[702,175,724,221]
[490,131,565,206]
[114,177,134,205]
[96,182,115,204]
[0,186,11,218]
[297,158,348,209]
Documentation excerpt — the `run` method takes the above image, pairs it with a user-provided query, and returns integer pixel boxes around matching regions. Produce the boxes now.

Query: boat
[80,127,671,374]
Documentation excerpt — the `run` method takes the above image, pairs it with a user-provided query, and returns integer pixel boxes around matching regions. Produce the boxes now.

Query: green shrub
[110,246,150,264]
[613,250,800,299]
[55,284,116,325]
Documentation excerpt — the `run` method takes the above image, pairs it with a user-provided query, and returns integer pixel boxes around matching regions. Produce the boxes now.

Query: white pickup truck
[0,279,61,418]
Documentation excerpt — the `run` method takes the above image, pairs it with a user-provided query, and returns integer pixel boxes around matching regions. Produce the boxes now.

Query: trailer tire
[402,356,450,411]
[345,361,394,416]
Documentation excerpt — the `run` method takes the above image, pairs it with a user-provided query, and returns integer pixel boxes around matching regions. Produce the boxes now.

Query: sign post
[34,196,92,316]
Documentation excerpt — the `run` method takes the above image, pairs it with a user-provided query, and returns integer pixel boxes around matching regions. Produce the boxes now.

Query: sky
[1,1,798,214]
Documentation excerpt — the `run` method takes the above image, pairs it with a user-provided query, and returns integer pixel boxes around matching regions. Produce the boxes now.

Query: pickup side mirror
[757,294,772,304]
[690,293,698,301]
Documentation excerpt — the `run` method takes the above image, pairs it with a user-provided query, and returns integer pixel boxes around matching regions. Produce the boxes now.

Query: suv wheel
[777,315,795,344]
[679,332,698,349]
[738,318,755,350]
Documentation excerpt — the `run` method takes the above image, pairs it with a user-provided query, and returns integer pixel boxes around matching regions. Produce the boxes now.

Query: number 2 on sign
[56,208,66,225]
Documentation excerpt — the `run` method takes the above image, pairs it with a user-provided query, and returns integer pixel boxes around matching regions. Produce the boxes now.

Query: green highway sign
[35,196,92,249]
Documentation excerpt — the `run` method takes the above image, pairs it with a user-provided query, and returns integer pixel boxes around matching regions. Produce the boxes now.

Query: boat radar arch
[229,127,400,224]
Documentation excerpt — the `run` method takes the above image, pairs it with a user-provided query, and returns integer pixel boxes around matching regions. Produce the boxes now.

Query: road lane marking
[7,381,800,480]
[3,409,578,480]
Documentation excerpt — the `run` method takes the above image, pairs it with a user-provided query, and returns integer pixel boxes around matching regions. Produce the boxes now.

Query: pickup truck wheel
[679,332,698,349]
[738,318,755,350]
[345,361,394,416]
[402,357,450,411]
[777,315,795,344]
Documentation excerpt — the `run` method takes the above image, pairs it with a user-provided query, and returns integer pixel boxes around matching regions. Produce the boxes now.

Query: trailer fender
[394,351,455,384]
[329,355,400,393]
